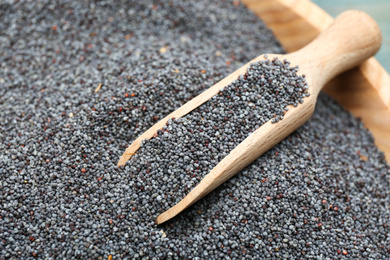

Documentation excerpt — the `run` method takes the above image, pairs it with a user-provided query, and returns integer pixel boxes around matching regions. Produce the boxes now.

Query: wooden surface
[156,11,382,224]
[313,0,390,72]
[242,0,390,163]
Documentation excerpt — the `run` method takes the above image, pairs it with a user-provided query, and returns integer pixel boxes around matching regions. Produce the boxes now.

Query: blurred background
[313,0,390,72]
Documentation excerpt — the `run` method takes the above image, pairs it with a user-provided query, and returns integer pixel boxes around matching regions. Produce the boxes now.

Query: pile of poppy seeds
[1,0,389,259]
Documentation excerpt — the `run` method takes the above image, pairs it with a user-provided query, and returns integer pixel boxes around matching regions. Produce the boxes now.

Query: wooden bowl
[241,0,390,163]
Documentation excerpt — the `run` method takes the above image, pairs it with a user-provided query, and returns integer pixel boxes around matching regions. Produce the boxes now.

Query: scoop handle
[293,10,382,95]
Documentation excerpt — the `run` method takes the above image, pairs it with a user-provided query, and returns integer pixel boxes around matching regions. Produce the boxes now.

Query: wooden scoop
[117,10,382,224]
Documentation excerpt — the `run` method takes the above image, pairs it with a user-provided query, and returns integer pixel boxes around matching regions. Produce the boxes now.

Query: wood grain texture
[242,0,390,163]
[156,10,381,224]
[312,0,390,72]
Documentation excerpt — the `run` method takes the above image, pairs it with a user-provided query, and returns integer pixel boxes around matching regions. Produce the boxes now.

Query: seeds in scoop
[131,56,309,209]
